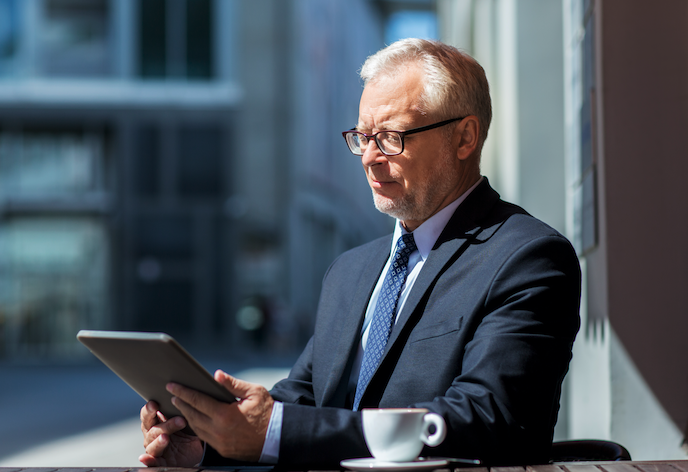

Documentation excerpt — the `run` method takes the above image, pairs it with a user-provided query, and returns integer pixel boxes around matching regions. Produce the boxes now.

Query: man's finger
[167,382,220,417]
[139,453,163,467]
[141,401,161,430]
[144,431,170,458]
[142,415,187,448]
[170,393,213,426]
[214,370,252,398]
[169,396,216,443]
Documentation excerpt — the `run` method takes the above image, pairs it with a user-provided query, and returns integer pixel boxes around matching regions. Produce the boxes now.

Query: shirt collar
[391,176,484,260]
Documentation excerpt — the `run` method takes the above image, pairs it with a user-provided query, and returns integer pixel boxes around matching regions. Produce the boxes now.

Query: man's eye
[382,132,400,144]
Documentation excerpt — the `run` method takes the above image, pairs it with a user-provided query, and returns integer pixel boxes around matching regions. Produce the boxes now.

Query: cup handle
[420,413,446,447]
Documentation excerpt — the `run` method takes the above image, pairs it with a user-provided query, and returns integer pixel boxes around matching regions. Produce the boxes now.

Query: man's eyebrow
[355,120,406,131]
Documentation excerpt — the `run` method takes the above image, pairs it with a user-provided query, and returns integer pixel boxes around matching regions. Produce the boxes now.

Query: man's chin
[373,194,413,220]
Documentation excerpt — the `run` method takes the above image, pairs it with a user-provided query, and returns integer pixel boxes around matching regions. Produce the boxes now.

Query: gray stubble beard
[371,147,458,224]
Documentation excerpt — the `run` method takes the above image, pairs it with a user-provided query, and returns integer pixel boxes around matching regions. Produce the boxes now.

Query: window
[0,130,107,197]
[39,0,112,77]
[0,217,110,357]
[0,0,20,77]
[0,128,111,358]
[133,125,160,197]
[178,124,221,197]
[139,0,214,79]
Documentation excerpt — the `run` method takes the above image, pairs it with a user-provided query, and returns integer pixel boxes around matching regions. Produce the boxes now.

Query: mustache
[367,168,399,181]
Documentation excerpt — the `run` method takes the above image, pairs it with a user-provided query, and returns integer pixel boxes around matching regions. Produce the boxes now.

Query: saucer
[340,457,449,471]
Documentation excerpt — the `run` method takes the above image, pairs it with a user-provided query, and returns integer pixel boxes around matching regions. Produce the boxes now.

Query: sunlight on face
[371,142,458,223]
[359,66,463,230]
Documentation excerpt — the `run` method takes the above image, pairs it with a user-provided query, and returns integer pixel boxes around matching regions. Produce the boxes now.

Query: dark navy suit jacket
[209,179,581,468]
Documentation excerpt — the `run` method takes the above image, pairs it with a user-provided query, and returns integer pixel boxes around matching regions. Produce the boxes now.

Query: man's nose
[360,139,387,167]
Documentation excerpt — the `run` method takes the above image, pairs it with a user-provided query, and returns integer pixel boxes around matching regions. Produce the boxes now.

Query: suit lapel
[384,180,501,359]
[320,235,392,406]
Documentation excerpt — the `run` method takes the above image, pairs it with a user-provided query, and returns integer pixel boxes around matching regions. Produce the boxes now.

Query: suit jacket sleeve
[269,336,317,405]
[408,234,581,465]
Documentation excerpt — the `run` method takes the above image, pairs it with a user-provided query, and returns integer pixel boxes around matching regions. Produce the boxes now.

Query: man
[140,39,581,468]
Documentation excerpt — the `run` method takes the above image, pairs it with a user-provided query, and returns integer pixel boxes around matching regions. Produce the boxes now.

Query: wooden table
[473,461,688,472]
[1,461,688,472]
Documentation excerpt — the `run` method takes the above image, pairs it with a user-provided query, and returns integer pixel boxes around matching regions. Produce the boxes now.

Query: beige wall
[594,0,688,438]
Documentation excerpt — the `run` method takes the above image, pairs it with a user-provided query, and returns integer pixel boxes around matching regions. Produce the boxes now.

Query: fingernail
[175,416,186,427]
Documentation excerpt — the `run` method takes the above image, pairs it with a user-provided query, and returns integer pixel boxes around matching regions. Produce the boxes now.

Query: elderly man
[140,38,580,468]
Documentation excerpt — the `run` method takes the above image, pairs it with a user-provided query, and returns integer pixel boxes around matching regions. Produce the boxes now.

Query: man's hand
[167,369,275,462]
[139,401,204,467]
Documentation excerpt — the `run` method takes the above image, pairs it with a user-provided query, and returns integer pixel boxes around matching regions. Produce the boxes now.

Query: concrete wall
[439,0,567,234]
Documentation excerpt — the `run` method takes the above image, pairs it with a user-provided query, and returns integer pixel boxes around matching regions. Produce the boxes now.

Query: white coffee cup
[361,408,447,462]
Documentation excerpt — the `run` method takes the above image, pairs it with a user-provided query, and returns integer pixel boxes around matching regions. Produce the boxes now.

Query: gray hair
[360,38,492,151]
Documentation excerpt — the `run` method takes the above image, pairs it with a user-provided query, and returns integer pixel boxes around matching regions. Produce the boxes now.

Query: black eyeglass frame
[341,116,467,156]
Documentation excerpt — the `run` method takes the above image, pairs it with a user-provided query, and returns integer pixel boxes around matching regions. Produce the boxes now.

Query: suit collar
[435,177,501,247]
[401,176,484,254]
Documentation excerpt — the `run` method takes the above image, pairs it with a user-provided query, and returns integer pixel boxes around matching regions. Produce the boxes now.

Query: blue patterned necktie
[353,232,417,411]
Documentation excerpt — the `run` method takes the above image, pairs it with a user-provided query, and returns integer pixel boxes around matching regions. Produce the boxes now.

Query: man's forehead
[357,115,413,130]
[357,67,426,129]
[357,103,425,130]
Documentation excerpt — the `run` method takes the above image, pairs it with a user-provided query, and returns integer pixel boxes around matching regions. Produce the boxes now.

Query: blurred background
[1,0,688,466]
[0,0,398,360]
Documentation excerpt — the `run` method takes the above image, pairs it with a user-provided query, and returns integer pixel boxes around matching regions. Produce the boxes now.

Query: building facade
[0,0,435,358]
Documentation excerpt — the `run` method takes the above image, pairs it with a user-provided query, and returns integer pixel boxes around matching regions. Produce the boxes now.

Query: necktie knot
[396,233,417,260]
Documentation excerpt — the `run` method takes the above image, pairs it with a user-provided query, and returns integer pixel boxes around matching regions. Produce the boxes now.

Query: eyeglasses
[341,116,466,156]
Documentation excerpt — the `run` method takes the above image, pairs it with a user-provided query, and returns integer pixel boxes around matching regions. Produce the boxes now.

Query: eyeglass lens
[346,131,403,156]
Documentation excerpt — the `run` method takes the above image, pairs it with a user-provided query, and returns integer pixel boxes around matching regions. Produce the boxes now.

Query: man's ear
[455,116,480,161]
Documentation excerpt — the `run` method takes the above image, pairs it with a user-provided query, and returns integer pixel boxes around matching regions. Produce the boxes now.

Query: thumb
[214,369,253,399]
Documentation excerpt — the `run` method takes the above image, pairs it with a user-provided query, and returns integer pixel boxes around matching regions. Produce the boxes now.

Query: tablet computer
[77,330,236,422]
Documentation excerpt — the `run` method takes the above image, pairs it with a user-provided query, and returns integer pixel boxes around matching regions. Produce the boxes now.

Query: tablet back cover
[77,330,235,420]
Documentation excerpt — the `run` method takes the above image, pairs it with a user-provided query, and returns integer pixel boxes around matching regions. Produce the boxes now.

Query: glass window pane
[134,125,160,197]
[133,280,193,337]
[139,0,167,78]
[0,0,20,77]
[135,214,193,258]
[0,217,110,357]
[0,130,106,198]
[178,124,222,197]
[40,0,111,77]
[185,0,213,79]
